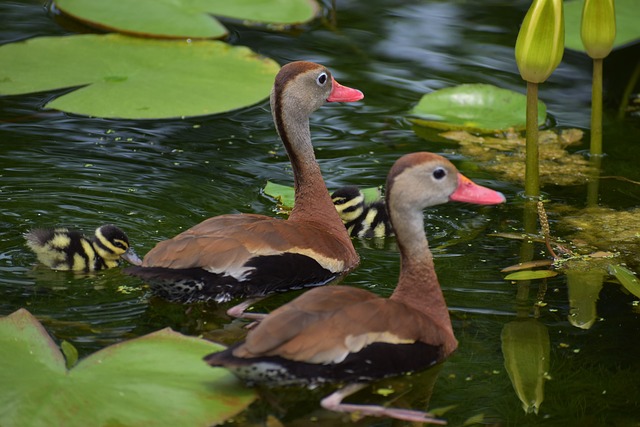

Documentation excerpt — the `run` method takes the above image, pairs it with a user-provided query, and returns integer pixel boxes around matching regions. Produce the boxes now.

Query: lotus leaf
[504,270,558,281]
[0,34,280,119]
[0,308,255,427]
[55,0,320,39]
[409,84,546,133]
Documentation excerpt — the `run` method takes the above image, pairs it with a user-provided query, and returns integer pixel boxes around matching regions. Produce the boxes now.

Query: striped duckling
[331,186,393,238]
[25,224,131,272]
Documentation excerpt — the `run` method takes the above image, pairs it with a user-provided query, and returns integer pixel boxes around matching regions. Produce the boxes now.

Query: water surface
[1,1,639,426]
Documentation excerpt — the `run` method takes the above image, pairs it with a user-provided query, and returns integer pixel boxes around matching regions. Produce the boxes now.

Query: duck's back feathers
[25,228,91,270]
[25,225,130,271]
[125,214,356,302]
[205,285,447,386]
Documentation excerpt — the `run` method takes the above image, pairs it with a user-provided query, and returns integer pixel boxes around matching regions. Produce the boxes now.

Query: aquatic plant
[515,0,565,198]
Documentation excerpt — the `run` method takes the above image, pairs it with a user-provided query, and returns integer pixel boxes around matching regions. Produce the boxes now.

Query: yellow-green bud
[581,0,616,59]
[515,0,565,83]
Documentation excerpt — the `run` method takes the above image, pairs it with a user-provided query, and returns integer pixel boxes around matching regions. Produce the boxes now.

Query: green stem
[590,58,603,156]
[617,60,640,121]
[525,81,540,198]
[586,155,602,207]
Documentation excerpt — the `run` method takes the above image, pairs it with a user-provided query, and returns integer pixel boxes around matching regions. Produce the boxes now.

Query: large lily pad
[0,34,279,119]
[0,308,255,427]
[55,0,320,39]
[565,0,640,53]
[409,84,547,133]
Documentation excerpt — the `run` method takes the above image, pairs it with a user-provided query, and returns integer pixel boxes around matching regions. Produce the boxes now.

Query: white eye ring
[316,72,328,86]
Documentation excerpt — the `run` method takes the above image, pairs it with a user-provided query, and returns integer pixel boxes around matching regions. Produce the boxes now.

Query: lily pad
[264,181,382,210]
[409,84,546,133]
[0,34,280,119]
[0,308,255,427]
[565,0,640,53]
[504,270,558,281]
[55,0,320,39]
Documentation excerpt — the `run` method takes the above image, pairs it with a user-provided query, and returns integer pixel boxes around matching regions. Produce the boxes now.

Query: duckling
[24,224,131,272]
[332,186,393,238]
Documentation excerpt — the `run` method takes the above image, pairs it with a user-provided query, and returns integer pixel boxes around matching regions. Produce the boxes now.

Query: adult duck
[205,152,505,422]
[125,61,362,314]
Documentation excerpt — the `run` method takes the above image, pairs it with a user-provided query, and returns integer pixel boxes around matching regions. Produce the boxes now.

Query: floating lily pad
[264,181,382,211]
[565,0,640,53]
[409,84,547,133]
[0,34,280,119]
[55,0,320,39]
[0,308,255,427]
[504,270,558,281]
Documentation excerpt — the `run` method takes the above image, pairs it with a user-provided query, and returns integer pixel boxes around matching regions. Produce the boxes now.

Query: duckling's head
[331,186,365,224]
[92,225,130,262]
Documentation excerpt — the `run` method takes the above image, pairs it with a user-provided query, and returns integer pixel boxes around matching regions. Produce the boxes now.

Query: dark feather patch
[205,341,443,387]
[124,252,338,303]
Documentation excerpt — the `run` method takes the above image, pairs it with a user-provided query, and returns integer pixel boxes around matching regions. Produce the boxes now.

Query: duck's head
[386,152,506,215]
[331,186,365,224]
[92,225,131,261]
[270,61,363,123]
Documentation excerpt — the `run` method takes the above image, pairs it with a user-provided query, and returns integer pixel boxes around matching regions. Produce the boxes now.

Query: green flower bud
[515,0,565,83]
[581,0,616,59]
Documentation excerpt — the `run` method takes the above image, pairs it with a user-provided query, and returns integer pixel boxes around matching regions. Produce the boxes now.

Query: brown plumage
[205,152,506,423]
[125,61,363,307]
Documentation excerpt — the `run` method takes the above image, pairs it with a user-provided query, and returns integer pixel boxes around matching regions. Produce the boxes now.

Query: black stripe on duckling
[24,224,131,272]
[331,186,393,238]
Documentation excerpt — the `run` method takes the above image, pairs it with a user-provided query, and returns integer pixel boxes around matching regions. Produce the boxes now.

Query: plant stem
[525,81,540,198]
[617,60,640,121]
[586,154,602,207]
[590,58,603,156]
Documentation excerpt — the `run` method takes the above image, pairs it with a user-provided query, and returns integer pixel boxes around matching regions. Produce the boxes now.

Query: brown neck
[273,95,353,240]
[389,205,456,349]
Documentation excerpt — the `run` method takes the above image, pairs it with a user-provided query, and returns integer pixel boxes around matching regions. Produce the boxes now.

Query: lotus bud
[581,0,616,59]
[515,0,565,83]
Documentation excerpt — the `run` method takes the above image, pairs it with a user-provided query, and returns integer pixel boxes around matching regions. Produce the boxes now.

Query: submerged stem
[525,81,540,198]
[590,58,604,156]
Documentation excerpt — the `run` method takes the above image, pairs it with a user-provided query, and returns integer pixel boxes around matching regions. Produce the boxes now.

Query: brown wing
[141,214,357,275]
[233,285,452,364]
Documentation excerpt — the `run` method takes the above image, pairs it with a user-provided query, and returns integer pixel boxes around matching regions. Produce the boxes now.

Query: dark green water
[1,1,640,426]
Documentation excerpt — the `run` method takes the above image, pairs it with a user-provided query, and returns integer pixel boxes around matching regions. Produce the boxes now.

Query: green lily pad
[264,181,382,210]
[504,270,558,281]
[0,34,279,119]
[0,308,255,427]
[565,0,640,53]
[55,0,320,39]
[409,84,547,133]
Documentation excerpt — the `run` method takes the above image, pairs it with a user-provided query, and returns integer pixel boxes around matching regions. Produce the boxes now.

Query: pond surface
[1,0,640,426]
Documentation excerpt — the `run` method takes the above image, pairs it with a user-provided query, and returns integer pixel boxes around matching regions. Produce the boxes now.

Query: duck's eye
[433,167,446,180]
[316,72,328,86]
